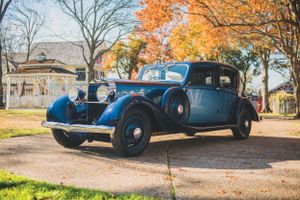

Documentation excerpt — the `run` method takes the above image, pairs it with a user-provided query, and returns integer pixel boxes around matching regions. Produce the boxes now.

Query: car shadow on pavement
[73,135,300,170]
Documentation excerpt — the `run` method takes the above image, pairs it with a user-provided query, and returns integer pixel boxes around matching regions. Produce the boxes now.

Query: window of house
[219,67,237,89]
[189,67,214,86]
[75,68,86,81]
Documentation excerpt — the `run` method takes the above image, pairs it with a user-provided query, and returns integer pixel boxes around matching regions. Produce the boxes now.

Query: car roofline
[144,61,239,71]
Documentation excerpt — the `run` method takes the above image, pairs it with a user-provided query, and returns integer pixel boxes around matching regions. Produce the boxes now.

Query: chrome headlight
[96,85,109,103]
[68,87,79,102]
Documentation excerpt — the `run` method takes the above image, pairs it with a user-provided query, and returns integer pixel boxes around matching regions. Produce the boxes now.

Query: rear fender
[235,97,260,123]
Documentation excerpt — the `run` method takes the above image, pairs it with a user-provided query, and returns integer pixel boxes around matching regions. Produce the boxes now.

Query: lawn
[0,170,153,200]
[259,112,296,118]
[0,109,50,139]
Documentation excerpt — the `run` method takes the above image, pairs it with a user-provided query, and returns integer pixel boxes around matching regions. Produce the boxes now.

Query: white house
[2,41,108,108]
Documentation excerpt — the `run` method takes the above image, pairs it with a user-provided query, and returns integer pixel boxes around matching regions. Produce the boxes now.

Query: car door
[184,65,223,125]
[217,66,239,123]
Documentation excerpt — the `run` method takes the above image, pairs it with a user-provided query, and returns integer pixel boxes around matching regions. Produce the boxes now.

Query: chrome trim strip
[73,101,108,104]
[41,121,115,135]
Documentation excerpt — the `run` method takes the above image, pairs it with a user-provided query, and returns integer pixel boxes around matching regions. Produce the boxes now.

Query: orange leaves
[136,0,176,32]
[136,0,293,62]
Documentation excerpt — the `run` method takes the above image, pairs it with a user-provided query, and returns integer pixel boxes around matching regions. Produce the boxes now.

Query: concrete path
[0,119,300,199]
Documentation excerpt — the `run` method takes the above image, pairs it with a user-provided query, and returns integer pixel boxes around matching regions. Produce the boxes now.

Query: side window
[75,68,86,81]
[219,67,237,89]
[189,67,214,86]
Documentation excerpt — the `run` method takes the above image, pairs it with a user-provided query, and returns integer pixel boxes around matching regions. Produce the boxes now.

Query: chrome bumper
[41,121,115,135]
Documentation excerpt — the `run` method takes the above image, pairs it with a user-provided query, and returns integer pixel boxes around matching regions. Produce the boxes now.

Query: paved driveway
[0,119,300,199]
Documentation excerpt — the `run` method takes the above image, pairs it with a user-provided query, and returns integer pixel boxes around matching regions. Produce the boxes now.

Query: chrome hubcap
[244,120,249,128]
[133,127,142,139]
[177,104,184,115]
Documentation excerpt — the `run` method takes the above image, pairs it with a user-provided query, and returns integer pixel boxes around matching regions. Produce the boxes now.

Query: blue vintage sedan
[42,61,259,156]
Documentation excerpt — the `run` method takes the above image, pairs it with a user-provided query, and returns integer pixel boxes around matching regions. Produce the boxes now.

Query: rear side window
[219,67,237,89]
[189,67,214,86]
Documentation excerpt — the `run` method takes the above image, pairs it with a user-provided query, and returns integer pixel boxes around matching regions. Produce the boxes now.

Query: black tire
[232,109,252,140]
[52,129,87,147]
[111,108,151,157]
[184,131,196,136]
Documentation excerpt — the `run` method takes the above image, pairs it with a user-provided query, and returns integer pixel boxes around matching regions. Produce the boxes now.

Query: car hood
[111,79,180,87]
[88,78,181,102]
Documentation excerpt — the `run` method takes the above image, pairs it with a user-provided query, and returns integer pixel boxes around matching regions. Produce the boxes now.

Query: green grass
[0,128,50,139]
[0,109,46,117]
[0,170,155,200]
[259,112,296,117]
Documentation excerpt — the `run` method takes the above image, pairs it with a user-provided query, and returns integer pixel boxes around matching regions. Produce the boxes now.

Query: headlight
[96,85,109,103]
[68,87,79,102]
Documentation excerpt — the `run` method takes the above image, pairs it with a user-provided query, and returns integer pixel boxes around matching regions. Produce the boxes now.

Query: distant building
[269,81,294,94]
[2,41,108,108]
[269,81,296,114]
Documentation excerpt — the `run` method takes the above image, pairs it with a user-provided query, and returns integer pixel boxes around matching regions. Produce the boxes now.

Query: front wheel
[111,108,151,157]
[231,109,252,140]
[52,129,87,147]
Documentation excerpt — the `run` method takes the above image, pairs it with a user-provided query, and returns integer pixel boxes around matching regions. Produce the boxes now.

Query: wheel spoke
[122,115,145,148]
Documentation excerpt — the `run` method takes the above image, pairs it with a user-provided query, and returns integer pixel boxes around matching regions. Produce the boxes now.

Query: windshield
[139,64,188,82]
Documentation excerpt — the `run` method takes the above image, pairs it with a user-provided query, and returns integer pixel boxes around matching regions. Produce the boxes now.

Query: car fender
[235,97,260,123]
[46,95,87,123]
[97,94,183,131]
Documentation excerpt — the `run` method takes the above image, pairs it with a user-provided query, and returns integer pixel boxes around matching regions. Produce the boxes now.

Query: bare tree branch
[56,0,136,81]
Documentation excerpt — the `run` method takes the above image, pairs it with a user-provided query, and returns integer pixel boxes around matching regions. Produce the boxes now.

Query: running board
[188,124,237,132]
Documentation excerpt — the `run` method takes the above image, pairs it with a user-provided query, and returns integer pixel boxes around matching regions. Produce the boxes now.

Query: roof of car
[177,61,238,70]
[144,61,239,71]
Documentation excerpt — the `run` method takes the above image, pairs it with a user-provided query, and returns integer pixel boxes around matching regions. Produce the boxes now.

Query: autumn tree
[57,0,135,82]
[105,34,146,79]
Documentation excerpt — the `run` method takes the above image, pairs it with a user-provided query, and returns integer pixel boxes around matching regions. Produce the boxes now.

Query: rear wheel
[231,109,252,140]
[111,108,151,157]
[52,129,86,147]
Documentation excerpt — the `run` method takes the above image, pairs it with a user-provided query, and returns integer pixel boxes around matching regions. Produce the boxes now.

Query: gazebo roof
[8,66,76,76]
[19,59,66,68]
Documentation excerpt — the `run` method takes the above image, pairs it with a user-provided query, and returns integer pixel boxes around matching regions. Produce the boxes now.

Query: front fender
[46,95,86,123]
[96,94,182,131]
[97,94,157,126]
[235,97,260,123]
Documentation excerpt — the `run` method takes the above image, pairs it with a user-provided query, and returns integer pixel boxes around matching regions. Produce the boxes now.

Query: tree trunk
[87,60,96,82]
[0,42,4,108]
[241,72,247,94]
[291,63,300,118]
[260,49,272,113]
[128,68,132,80]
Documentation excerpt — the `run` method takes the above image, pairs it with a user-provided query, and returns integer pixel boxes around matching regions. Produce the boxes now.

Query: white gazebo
[5,53,77,109]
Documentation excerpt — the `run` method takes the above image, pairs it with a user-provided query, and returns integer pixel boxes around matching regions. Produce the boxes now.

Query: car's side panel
[217,89,239,122]
[185,86,221,124]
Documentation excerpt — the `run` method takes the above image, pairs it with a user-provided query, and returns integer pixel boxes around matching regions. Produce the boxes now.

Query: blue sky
[33,0,287,90]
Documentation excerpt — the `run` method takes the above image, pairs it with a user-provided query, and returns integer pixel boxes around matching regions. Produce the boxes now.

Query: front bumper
[41,121,115,135]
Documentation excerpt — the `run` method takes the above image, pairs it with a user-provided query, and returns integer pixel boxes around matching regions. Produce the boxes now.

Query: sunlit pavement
[0,119,300,199]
